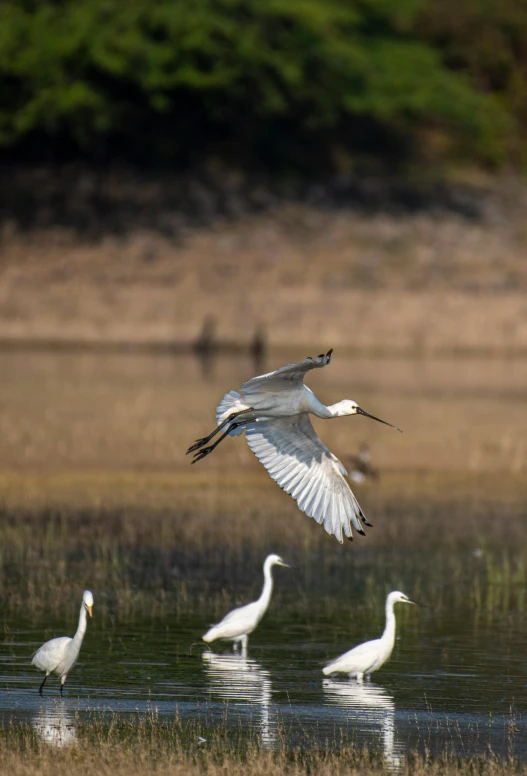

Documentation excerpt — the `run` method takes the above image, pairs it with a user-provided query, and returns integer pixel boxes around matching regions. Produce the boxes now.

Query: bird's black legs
[39,675,48,696]
[60,683,64,697]
[191,421,245,463]
[186,409,253,455]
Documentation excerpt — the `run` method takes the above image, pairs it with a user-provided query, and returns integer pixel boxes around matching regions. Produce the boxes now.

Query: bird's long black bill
[407,598,425,606]
[357,408,402,433]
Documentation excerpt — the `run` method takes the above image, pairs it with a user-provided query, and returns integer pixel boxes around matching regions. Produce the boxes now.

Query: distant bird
[250,325,267,371]
[322,591,420,681]
[202,554,289,656]
[187,350,401,542]
[193,315,217,356]
[347,443,379,485]
[32,590,93,696]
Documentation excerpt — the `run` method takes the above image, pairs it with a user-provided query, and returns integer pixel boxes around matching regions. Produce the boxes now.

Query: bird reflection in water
[32,702,77,747]
[323,680,404,771]
[202,650,276,748]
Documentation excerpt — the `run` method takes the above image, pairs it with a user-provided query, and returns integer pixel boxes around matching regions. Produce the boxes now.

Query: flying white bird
[322,591,420,681]
[202,554,289,656]
[32,590,93,696]
[187,349,401,542]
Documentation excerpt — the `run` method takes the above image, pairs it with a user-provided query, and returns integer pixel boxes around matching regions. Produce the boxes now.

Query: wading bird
[322,591,420,681]
[187,350,401,542]
[347,443,379,485]
[202,554,289,656]
[32,590,93,696]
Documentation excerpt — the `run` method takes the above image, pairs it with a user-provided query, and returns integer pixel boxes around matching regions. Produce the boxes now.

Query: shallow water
[2,557,526,765]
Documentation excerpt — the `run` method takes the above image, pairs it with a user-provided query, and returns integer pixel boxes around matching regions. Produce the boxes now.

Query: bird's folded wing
[245,414,366,542]
[241,350,332,393]
[216,602,253,627]
[340,638,379,662]
[325,639,379,671]
[32,636,71,669]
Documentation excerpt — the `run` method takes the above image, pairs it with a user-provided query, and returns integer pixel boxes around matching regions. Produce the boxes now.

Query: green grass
[1,474,526,619]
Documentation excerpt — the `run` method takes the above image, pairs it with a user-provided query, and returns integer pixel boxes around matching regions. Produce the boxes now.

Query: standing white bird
[32,590,94,696]
[322,591,420,681]
[187,349,401,542]
[202,554,289,656]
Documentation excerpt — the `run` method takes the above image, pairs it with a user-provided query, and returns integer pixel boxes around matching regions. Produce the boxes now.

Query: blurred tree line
[0,0,525,173]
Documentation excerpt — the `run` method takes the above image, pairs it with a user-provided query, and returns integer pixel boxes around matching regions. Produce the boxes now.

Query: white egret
[32,590,93,696]
[322,591,420,681]
[202,554,289,656]
[188,349,401,542]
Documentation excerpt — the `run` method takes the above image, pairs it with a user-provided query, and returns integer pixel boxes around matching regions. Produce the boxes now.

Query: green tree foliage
[418,0,527,164]
[0,0,519,169]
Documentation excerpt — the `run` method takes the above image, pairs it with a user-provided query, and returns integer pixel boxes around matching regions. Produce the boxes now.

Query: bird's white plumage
[240,354,331,393]
[323,591,417,681]
[245,415,363,542]
[203,554,288,655]
[32,637,74,674]
[190,350,400,543]
[32,590,93,694]
[204,601,261,641]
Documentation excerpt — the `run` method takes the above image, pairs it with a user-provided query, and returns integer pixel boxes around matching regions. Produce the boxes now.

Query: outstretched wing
[244,413,367,543]
[241,349,333,393]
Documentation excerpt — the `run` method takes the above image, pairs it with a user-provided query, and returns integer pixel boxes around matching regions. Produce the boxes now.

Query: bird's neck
[258,562,275,611]
[72,605,88,647]
[304,388,342,419]
[323,401,349,419]
[382,599,397,650]
[310,399,337,419]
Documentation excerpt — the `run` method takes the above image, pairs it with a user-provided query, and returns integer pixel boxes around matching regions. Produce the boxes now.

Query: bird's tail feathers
[215,390,248,437]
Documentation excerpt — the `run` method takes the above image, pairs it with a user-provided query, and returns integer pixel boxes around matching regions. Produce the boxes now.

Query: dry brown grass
[1,351,526,476]
[1,718,524,776]
[1,469,526,552]
[1,201,527,353]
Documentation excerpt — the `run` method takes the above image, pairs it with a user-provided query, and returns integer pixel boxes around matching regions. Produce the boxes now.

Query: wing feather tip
[361,512,373,527]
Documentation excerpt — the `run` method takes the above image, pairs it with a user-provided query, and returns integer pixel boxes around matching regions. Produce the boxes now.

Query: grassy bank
[1,471,526,619]
[1,716,524,776]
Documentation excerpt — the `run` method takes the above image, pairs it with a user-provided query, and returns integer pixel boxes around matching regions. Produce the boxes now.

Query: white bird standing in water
[32,590,93,696]
[202,554,289,656]
[322,591,420,681]
[188,350,401,542]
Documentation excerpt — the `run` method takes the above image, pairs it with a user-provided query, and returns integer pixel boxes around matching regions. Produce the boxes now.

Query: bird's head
[334,400,402,432]
[389,590,422,607]
[83,590,94,617]
[266,554,290,569]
